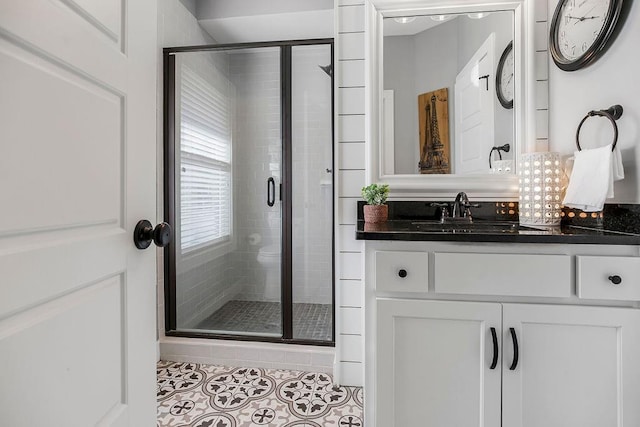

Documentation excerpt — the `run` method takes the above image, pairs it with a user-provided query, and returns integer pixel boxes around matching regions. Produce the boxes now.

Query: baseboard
[159,336,336,375]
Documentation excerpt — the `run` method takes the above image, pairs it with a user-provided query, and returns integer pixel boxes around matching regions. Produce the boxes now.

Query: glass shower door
[165,40,334,344]
[291,44,334,341]
[172,47,283,337]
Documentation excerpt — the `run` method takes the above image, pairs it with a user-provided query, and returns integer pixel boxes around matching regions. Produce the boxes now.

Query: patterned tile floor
[157,361,363,427]
[195,301,333,342]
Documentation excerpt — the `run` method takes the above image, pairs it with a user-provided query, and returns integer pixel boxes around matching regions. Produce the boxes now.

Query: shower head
[318,64,332,77]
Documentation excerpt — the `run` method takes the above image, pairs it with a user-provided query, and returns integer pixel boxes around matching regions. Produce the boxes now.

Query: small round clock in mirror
[496,41,514,109]
[550,0,624,71]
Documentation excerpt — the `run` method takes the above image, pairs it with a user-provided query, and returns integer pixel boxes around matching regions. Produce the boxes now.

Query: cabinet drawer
[577,256,640,301]
[375,251,428,293]
[434,252,571,297]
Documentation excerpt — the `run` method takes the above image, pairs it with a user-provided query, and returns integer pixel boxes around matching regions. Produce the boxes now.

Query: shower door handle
[267,177,275,207]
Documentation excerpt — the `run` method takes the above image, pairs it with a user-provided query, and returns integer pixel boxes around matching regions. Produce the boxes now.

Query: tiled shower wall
[292,45,334,305]
[230,49,283,303]
[175,251,240,328]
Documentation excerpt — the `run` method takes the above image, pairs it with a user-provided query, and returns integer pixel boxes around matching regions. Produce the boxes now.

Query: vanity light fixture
[393,16,416,24]
[430,15,454,22]
[518,152,563,227]
[467,12,490,19]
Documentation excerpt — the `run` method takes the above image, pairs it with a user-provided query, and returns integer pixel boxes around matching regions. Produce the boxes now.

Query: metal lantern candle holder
[518,152,563,227]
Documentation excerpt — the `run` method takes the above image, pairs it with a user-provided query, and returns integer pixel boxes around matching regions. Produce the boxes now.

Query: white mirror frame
[366,0,540,200]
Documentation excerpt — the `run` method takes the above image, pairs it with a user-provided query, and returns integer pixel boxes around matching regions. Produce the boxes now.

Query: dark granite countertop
[355,202,640,245]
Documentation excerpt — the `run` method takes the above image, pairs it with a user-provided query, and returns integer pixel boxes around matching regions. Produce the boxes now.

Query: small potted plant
[361,183,390,223]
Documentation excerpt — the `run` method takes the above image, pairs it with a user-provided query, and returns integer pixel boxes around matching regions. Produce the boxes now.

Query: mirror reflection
[383,11,515,175]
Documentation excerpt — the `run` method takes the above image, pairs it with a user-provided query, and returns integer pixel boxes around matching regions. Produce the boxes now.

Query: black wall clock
[496,41,514,109]
[550,0,625,71]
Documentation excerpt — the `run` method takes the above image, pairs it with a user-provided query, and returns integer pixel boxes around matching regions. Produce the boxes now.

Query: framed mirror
[366,0,547,199]
[384,11,515,175]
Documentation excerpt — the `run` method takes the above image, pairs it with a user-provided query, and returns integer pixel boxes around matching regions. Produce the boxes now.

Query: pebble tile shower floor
[157,361,363,427]
[196,301,333,341]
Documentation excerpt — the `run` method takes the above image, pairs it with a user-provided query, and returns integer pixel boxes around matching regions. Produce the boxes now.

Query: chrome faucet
[452,192,477,221]
[453,192,470,218]
[431,192,478,223]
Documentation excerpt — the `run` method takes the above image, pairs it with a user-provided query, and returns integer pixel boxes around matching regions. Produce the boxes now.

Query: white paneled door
[454,33,495,174]
[0,1,157,426]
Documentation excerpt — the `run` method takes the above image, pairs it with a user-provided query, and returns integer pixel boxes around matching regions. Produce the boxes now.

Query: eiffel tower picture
[418,88,450,174]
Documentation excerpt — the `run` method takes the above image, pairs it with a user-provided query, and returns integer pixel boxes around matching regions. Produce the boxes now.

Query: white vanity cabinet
[502,303,640,427]
[366,243,640,427]
[376,299,502,427]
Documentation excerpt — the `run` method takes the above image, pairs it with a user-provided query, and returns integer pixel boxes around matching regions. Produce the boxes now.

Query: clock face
[556,0,611,61]
[500,48,514,103]
[497,42,514,109]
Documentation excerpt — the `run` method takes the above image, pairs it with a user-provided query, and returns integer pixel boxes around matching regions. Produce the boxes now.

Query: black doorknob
[608,275,622,285]
[134,220,172,249]
[398,269,408,278]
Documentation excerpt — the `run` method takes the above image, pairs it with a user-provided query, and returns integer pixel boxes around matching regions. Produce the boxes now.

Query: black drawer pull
[509,327,519,371]
[490,327,499,370]
[608,275,622,285]
[398,269,407,278]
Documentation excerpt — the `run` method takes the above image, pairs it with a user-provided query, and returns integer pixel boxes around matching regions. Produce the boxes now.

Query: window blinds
[179,65,232,252]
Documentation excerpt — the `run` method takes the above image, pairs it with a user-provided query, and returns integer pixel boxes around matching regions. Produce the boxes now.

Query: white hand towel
[611,144,624,185]
[562,144,624,212]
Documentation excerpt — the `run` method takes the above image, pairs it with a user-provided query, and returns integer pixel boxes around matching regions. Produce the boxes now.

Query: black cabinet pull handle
[398,269,407,278]
[490,327,499,370]
[609,275,622,285]
[509,327,519,371]
[267,177,275,207]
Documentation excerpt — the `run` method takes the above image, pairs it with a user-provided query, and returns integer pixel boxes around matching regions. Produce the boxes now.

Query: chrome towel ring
[576,105,623,152]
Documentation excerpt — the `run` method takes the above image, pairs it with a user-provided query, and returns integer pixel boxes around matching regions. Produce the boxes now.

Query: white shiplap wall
[336,0,366,387]
[534,0,549,150]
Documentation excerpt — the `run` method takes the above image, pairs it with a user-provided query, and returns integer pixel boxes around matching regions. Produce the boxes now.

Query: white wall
[196,0,333,19]
[548,0,640,202]
[196,0,334,44]
[336,0,367,386]
[384,35,420,174]
[178,0,197,16]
